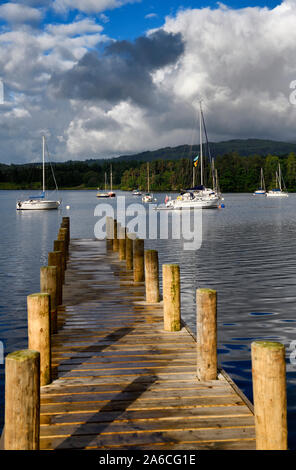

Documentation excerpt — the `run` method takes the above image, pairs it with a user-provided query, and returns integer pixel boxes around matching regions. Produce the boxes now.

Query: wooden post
[163,264,181,331]
[119,226,126,261]
[145,250,160,303]
[58,227,69,256]
[4,350,40,450]
[48,251,63,307]
[113,219,118,252]
[61,216,70,232]
[61,217,70,247]
[126,233,136,270]
[133,239,144,282]
[106,216,114,251]
[196,288,217,381]
[27,293,51,386]
[54,239,66,277]
[251,341,287,450]
[40,266,58,334]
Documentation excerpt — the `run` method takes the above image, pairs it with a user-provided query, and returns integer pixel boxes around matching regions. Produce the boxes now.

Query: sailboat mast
[199,102,203,186]
[147,162,150,193]
[105,172,107,191]
[110,165,113,191]
[42,135,45,193]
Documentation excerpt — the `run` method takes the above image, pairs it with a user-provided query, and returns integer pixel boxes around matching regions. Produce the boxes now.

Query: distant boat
[16,136,61,210]
[253,168,266,195]
[266,164,288,198]
[97,166,116,198]
[132,189,142,196]
[142,163,153,203]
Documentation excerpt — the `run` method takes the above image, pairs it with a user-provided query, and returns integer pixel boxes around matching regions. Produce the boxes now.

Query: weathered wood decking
[40,239,256,450]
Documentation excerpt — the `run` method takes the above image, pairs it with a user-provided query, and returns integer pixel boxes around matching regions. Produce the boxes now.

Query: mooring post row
[3,219,72,449]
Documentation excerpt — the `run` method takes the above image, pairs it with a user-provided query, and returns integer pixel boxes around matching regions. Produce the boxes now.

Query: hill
[111,139,296,164]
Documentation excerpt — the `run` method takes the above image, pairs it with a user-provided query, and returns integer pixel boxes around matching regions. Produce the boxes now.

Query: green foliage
[1,145,296,192]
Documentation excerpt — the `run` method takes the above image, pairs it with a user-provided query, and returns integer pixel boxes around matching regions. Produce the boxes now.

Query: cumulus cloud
[0,2,42,25]
[53,0,141,14]
[50,30,185,107]
[2,1,296,164]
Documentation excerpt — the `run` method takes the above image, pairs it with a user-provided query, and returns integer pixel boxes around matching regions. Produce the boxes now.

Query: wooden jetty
[2,217,288,450]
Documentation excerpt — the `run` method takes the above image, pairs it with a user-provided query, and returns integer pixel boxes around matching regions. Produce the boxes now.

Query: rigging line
[201,106,215,187]
[45,140,59,192]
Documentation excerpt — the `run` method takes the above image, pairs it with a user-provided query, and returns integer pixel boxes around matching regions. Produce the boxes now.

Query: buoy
[66,205,70,210]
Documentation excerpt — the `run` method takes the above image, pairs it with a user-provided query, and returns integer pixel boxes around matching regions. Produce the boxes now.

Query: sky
[0,0,296,164]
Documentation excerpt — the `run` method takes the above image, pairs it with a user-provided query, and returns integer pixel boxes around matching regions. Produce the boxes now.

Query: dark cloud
[50,30,185,107]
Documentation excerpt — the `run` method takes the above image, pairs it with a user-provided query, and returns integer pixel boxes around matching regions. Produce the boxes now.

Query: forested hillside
[1,151,296,192]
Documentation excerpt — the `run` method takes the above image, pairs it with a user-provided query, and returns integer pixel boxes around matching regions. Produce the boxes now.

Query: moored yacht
[253,168,266,195]
[16,136,61,210]
[165,101,221,210]
[266,164,288,197]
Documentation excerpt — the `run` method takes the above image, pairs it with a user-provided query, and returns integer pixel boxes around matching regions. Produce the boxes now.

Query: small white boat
[142,163,153,203]
[132,189,142,196]
[17,199,60,210]
[142,193,153,203]
[266,164,288,197]
[253,168,266,195]
[16,136,61,211]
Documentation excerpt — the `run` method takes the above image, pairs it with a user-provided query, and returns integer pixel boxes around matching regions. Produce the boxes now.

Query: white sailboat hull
[166,196,219,209]
[16,199,61,210]
[253,190,266,195]
[266,191,288,197]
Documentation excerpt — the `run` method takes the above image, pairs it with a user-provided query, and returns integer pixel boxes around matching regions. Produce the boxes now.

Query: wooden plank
[41,387,236,404]
[40,405,252,426]
[39,427,255,450]
[40,416,255,438]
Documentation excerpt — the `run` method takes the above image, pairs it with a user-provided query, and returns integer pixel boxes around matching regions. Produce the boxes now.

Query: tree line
[1,151,296,192]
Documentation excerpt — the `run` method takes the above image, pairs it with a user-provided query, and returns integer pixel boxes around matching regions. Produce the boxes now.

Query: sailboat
[266,164,288,197]
[132,189,142,196]
[253,168,266,195]
[97,165,116,198]
[16,136,61,210]
[142,162,153,203]
[165,101,220,210]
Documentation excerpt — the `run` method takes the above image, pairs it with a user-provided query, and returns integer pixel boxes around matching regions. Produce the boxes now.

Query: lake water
[1,189,296,448]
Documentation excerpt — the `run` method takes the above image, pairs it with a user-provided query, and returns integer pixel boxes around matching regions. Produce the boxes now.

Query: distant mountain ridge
[111,139,296,164]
